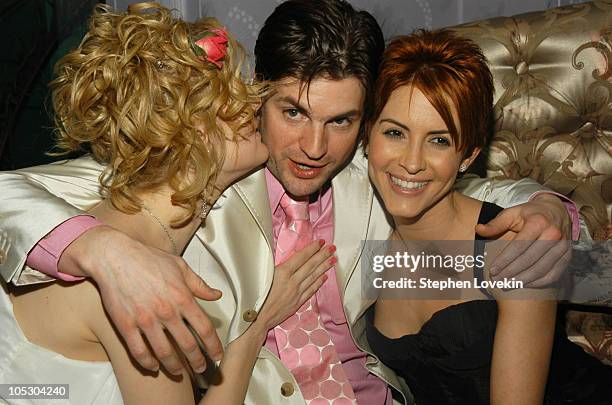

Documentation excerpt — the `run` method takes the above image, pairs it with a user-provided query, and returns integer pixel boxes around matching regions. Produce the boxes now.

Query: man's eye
[332,117,351,127]
[383,129,403,138]
[285,108,300,118]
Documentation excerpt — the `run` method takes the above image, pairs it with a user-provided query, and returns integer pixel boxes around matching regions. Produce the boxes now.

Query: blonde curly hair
[51,2,262,224]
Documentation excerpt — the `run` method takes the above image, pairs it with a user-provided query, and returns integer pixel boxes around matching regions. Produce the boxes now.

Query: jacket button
[280,382,294,397]
[242,309,258,322]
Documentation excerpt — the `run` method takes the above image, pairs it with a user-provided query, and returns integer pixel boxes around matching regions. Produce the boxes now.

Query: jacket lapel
[195,168,276,328]
[232,169,275,251]
[332,153,395,324]
[331,153,374,317]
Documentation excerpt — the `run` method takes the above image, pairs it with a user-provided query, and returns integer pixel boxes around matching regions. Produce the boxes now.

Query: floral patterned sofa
[451,0,611,364]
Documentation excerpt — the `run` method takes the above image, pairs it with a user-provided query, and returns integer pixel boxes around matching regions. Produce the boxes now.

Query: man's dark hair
[255,0,384,130]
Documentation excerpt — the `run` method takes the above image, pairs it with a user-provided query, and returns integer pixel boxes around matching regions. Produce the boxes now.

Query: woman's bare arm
[487,231,558,405]
[490,299,556,405]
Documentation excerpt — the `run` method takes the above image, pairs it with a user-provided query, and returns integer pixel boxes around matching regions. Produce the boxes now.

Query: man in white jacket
[0,0,576,403]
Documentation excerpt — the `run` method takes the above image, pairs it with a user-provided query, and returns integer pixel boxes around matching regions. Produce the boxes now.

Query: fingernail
[195,365,206,373]
[329,257,337,265]
[319,239,325,247]
[328,245,336,254]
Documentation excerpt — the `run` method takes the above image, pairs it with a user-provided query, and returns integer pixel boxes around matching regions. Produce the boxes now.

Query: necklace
[392,228,434,257]
[392,228,409,249]
[141,205,179,255]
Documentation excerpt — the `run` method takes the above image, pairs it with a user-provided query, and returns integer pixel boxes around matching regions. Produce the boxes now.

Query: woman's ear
[459,147,481,172]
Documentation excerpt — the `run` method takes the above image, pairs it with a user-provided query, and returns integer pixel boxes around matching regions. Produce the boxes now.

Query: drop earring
[198,195,211,220]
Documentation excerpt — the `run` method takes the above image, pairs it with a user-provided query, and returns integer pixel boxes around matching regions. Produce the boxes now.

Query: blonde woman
[1,4,334,404]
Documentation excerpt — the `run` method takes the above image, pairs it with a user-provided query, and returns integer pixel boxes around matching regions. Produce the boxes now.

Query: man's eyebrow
[276,96,361,121]
[329,109,361,121]
[276,96,308,114]
[379,118,450,134]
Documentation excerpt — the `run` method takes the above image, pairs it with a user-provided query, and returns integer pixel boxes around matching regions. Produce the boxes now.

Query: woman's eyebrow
[379,118,408,130]
[379,118,450,135]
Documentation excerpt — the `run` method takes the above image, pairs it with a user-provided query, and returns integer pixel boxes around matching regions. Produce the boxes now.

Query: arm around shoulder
[0,156,105,284]
[455,174,549,208]
[79,280,197,405]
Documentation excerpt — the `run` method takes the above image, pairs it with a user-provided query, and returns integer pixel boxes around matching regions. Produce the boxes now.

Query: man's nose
[299,124,327,160]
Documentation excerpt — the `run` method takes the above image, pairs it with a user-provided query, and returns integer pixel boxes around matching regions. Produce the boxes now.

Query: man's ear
[255,103,265,133]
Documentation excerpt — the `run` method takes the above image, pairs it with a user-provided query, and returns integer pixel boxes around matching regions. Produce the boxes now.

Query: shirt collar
[264,168,330,220]
[265,168,285,216]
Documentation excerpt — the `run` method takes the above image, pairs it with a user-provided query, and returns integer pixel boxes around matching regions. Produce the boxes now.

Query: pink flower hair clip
[191,28,229,68]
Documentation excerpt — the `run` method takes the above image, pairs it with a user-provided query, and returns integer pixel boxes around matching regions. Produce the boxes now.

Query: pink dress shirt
[264,169,392,405]
[530,191,580,240]
[25,215,101,281]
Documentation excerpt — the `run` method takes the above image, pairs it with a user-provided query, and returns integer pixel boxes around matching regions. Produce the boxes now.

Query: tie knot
[280,193,310,221]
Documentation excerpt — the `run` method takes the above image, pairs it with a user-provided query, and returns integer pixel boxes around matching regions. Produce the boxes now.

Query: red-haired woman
[364,29,611,404]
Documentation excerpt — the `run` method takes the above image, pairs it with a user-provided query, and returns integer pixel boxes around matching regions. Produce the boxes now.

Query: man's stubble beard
[266,145,359,199]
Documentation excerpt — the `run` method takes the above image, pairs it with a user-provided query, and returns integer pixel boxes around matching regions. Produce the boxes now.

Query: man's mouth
[289,160,325,179]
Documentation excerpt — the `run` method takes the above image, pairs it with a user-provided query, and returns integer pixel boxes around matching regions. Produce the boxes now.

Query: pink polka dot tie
[274,193,357,405]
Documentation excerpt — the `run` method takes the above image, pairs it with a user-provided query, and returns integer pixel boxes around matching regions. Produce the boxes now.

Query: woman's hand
[196,239,336,405]
[254,239,336,336]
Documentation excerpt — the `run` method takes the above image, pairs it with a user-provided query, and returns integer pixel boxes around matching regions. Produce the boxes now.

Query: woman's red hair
[367,29,494,155]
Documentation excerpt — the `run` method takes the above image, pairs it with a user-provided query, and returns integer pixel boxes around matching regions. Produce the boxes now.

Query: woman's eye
[431,136,450,146]
[383,128,403,138]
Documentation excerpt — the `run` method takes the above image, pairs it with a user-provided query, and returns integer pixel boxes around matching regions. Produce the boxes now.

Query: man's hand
[475,194,573,287]
[58,225,223,375]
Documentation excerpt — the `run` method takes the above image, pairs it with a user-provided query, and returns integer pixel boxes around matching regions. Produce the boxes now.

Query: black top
[366,202,612,405]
